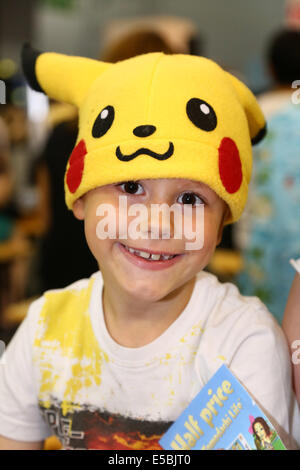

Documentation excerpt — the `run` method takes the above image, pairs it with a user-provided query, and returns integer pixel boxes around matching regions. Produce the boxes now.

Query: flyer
[159,365,286,450]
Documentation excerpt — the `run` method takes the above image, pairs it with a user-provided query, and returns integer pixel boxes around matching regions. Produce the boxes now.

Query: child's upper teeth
[150,253,161,261]
[139,251,151,259]
[126,245,175,261]
[161,254,173,260]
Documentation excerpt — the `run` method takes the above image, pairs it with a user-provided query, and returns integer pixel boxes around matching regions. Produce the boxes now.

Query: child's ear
[72,197,85,220]
[216,205,229,246]
[216,224,224,246]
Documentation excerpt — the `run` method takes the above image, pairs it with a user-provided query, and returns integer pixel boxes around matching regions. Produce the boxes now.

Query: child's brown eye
[92,105,114,138]
[177,192,204,206]
[186,98,217,132]
[118,181,144,194]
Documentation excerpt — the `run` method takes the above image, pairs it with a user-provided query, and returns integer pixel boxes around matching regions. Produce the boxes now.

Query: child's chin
[122,279,172,302]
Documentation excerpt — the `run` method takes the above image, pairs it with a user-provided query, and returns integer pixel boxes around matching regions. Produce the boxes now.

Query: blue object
[235,103,300,324]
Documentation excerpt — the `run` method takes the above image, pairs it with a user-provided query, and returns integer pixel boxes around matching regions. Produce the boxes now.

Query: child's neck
[101,275,196,348]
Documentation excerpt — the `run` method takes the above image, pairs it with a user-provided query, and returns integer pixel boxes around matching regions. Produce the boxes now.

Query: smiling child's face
[73,178,227,303]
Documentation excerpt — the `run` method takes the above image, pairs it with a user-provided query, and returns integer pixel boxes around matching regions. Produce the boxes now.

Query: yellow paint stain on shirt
[216,355,226,362]
[191,322,205,336]
[159,352,173,366]
[39,368,60,395]
[179,322,204,344]
[33,277,107,415]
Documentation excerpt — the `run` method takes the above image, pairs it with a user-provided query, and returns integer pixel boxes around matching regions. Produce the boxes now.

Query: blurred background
[0,0,300,344]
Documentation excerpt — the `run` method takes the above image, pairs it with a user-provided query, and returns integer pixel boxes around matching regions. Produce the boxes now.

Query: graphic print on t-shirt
[40,400,172,450]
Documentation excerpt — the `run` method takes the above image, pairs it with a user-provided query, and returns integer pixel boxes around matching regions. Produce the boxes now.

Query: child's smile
[117,241,184,271]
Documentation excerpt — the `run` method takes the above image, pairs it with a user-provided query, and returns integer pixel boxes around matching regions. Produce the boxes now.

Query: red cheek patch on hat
[66,139,87,193]
[218,137,242,194]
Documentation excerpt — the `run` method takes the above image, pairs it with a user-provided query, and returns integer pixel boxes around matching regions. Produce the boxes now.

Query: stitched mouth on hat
[116,142,174,162]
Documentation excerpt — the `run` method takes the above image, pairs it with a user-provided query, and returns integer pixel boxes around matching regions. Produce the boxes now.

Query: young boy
[0,45,299,450]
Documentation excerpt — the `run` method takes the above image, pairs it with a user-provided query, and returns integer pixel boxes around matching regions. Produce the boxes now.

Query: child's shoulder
[196,272,289,384]
[25,271,101,325]
[198,270,268,308]
[197,270,278,328]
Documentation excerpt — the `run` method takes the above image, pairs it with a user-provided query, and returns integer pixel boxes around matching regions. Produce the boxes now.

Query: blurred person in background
[0,117,14,242]
[0,74,31,216]
[0,116,30,318]
[0,71,47,311]
[234,29,300,324]
[0,116,14,318]
[100,15,201,60]
[33,16,201,293]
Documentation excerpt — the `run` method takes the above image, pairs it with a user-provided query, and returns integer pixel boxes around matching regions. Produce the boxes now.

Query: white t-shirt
[0,270,299,449]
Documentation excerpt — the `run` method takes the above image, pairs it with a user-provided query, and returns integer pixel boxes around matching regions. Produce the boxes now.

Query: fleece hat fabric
[21,44,266,223]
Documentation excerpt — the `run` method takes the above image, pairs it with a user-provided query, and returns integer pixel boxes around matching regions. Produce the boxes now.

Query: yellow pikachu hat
[22,44,266,224]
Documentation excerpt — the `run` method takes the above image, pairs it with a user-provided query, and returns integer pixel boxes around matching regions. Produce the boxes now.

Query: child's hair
[101,29,174,63]
[268,29,300,85]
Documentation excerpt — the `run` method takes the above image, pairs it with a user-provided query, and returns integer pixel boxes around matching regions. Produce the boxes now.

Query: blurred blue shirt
[235,101,300,324]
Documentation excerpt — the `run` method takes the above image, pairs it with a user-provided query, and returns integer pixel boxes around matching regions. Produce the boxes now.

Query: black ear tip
[251,123,267,146]
[21,42,44,93]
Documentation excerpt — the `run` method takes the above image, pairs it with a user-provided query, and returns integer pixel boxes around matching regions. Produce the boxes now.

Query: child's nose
[133,125,156,137]
[137,208,176,239]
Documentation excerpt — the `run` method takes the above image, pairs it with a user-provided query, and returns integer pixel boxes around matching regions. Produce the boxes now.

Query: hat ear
[21,43,111,107]
[225,71,267,145]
